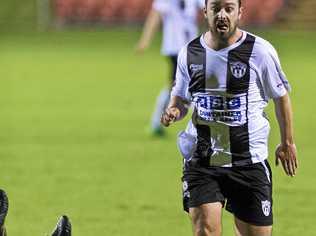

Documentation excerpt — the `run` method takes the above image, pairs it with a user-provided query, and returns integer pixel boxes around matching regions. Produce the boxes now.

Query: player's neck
[205,28,243,51]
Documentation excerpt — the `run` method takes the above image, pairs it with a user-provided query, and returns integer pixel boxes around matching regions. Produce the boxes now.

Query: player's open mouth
[216,22,229,32]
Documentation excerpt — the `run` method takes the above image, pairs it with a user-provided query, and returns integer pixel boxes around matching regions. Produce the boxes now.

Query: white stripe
[261,161,271,183]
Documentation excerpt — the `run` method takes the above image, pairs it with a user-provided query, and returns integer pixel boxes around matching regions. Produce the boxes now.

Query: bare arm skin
[274,93,298,177]
[135,9,161,53]
[161,96,190,127]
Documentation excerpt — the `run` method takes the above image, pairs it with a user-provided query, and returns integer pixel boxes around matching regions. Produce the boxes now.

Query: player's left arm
[260,41,298,177]
[273,93,298,177]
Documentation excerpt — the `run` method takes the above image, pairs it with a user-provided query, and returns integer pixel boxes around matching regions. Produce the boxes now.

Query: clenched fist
[160,107,181,127]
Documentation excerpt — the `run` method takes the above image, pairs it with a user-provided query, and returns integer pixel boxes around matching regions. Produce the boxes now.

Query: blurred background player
[136,0,205,136]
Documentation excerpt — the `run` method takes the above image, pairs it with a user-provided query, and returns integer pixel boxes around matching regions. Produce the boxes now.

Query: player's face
[204,0,242,39]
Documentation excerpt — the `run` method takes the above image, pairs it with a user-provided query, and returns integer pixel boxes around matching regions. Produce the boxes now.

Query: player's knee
[249,225,272,236]
[192,215,221,236]
[195,225,221,236]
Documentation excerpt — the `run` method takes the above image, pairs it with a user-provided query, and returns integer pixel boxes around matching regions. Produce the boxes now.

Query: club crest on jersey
[230,61,247,79]
[261,200,271,216]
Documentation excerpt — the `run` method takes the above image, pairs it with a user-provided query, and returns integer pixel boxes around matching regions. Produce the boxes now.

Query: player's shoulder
[177,46,187,67]
[181,35,201,52]
[176,35,203,69]
[245,31,279,59]
[185,35,204,50]
[178,35,202,60]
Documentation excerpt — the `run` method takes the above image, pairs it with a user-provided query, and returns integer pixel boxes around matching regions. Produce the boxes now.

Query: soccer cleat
[0,189,8,236]
[51,215,71,236]
[151,126,166,137]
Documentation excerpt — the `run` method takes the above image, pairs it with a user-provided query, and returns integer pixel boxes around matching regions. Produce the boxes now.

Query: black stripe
[227,34,256,165]
[227,34,256,94]
[187,38,210,166]
[187,36,206,94]
[191,124,212,167]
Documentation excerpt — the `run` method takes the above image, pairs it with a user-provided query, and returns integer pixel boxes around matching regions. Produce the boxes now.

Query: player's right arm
[161,46,191,127]
[161,96,189,127]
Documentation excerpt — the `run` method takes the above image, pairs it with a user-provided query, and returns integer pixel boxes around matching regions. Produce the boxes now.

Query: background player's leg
[150,88,170,135]
[150,55,177,135]
[234,217,272,236]
[189,202,222,236]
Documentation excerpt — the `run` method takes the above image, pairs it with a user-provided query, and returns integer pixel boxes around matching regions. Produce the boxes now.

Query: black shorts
[182,160,273,226]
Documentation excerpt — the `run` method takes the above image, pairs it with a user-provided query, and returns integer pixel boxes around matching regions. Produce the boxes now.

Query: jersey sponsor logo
[194,95,245,123]
[190,64,204,77]
[230,61,247,79]
[198,109,242,122]
[261,200,271,216]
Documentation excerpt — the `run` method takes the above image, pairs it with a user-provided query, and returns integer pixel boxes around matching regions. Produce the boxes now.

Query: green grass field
[0,29,315,235]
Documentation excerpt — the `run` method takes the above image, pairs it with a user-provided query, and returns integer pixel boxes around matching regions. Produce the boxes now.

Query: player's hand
[160,107,181,127]
[135,41,149,54]
[275,143,298,177]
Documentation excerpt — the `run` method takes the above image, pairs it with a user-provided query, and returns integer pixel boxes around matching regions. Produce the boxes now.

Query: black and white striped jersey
[172,31,290,167]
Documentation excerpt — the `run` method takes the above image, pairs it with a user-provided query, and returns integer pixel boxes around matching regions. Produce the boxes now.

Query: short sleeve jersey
[153,0,204,56]
[172,31,290,167]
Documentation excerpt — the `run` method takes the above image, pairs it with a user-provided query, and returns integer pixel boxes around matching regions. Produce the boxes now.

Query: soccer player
[136,0,204,136]
[161,0,298,235]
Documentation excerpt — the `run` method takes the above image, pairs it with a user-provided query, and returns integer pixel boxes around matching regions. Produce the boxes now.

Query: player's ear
[238,6,243,21]
[204,6,207,19]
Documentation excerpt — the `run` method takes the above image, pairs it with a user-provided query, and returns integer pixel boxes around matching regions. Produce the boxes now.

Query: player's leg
[190,202,222,236]
[183,162,225,236]
[225,161,273,236]
[0,190,9,236]
[234,217,272,236]
[150,88,170,134]
[150,55,177,135]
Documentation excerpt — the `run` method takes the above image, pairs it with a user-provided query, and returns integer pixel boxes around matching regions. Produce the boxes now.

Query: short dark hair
[205,0,242,7]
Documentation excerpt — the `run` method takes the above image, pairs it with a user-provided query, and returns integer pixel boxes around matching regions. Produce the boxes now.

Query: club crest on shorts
[183,181,188,192]
[230,61,247,79]
[261,200,271,216]
[183,181,190,198]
